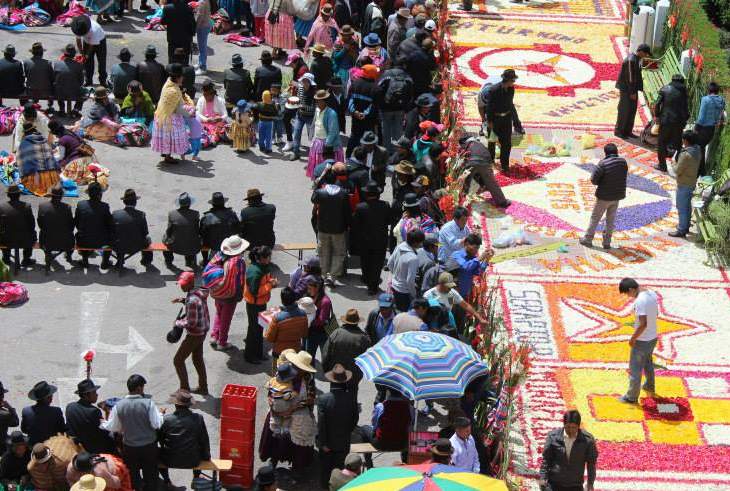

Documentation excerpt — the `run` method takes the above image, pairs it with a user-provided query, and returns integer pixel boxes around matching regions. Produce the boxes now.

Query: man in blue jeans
[668,131,701,238]
[618,278,658,404]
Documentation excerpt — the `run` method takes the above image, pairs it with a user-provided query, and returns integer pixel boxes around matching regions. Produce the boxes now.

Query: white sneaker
[282,142,293,152]
[195,68,206,76]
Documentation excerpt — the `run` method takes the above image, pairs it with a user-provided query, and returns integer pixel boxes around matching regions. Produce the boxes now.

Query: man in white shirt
[449,417,479,473]
[618,278,659,403]
[71,16,107,87]
[102,374,163,491]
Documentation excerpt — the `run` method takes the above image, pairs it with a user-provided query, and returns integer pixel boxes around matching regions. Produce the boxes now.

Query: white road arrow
[95,326,154,370]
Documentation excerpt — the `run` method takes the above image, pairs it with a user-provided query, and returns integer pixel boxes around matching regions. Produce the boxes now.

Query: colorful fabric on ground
[446,1,730,489]
[355,331,488,401]
[341,463,507,490]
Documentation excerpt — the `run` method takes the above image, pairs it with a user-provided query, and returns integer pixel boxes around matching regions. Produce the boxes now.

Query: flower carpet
[446,1,730,489]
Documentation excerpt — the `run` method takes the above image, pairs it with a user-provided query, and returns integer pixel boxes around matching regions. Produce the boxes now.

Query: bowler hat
[501,68,518,80]
[260,50,273,60]
[175,192,193,207]
[403,192,420,208]
[430,438,454,456]
[340,308,361,325]
[340,25,354,36]
[118,48,132,60]
[672,73,685,82]
[121,189,139,202]
[415,93,435,107]
[86,181,103,196]
[255,466,276,486]
[28,381,57,401]
[75,379,101,395]
[364,180,382,195]
[327,77,343,88]
[7,184,21,196]
[3,44,15,56]
[144,44,157,56]
[363,33,382,47]
[360,131,378,145]
[30,42,44,54]
[324,363,353,384]
[231,53,243,66]
[244,188,263,200]
[453,416,471,428]
[208,192,229,205]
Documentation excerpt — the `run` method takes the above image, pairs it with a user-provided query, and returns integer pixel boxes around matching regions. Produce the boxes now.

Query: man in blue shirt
[365,293,396,342]
[694,82,726,176]
[438,207,471,264]
[448,233,493,299]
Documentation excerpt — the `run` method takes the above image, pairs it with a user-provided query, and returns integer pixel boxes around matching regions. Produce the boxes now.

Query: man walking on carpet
[618,277,658,404]
[579,143,628,250]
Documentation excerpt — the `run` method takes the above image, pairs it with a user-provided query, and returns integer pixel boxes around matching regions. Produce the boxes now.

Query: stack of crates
[219,384,257,488]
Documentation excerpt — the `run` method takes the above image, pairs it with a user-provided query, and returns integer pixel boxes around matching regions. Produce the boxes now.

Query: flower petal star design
[561,295,714,362]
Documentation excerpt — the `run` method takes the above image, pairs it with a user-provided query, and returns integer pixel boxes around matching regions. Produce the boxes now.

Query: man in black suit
[615,43,651,139]
[158,390,210,481]
[75,182,113,269]
[351,181,390,294]
[163,192,201,269]
[223,54,254,109]
[0,184,36,267]
[37,184,76,268]
[161,0,196,64]
[65,379,116,454]
[21,381,65,446]
[353,131,388,188]
[239,188,276,248]
[253,51,283,101]
[137,45,167,104]
[326,77,347,134]
[199,192,240,264]
[111,189,152,269]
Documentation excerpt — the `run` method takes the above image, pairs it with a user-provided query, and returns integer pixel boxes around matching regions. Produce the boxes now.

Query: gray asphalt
[0,17,445,491]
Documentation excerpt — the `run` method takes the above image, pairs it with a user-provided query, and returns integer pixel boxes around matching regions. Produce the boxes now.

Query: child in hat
[264,362,297,437]
[228,100,253,153]
[254,90,279,153]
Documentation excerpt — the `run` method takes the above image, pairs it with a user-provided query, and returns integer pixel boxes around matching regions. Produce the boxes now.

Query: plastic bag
[492,227,533,248]
[0,282,29,307]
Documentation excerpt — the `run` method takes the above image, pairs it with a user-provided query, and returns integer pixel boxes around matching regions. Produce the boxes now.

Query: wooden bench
[350,442,409,469]
[0,242,318,276]
[159,458,233,488]
[642,47,682,109]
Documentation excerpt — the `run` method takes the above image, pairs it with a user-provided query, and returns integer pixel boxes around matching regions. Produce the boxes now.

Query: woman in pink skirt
[265,0,297,58]
[306,89,343,178]
[152,65,192,164]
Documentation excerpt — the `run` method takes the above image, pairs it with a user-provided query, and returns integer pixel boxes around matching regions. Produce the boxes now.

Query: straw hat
[71,475,107,491]
[221,235,249,256]
[314,89,331,100]
[284,350,317,373]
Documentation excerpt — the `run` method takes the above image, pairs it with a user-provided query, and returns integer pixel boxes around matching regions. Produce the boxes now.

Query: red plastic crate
[220,416,256,444]
[221,463,253,489]
[221,384,257,419]
[219,438,254,466]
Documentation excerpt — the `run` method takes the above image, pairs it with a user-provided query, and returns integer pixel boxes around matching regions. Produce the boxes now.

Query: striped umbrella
[340,463,508,490]
[355,331,489,401]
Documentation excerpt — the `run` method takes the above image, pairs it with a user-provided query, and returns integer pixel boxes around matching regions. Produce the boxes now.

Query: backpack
[384,73,410,108]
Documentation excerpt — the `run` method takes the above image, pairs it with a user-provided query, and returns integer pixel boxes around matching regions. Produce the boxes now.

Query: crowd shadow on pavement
[14,262,174,288]
[156,159,216,178]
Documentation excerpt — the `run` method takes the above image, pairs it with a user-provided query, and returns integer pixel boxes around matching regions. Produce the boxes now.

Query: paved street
[0,18,433,490]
